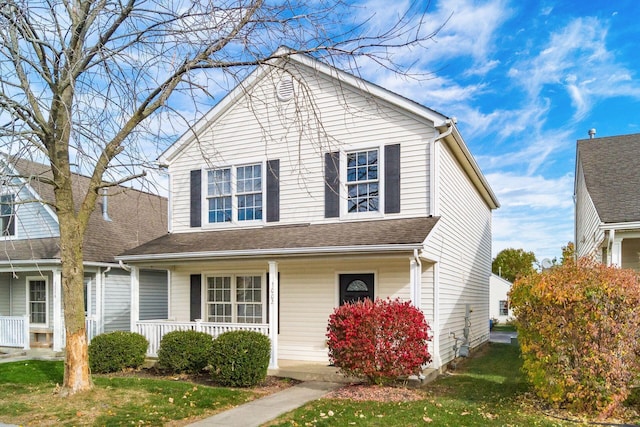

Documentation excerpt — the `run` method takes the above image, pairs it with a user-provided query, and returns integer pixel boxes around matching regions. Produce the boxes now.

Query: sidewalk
[187,381,341,427]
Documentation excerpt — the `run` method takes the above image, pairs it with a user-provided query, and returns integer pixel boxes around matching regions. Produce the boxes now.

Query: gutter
[116,243,423,263]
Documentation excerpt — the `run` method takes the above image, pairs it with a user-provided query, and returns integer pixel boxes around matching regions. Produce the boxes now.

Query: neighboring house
[0,156,168,351]
[118,49,499,371]
[575,132,640,270]
[489,274,513,324]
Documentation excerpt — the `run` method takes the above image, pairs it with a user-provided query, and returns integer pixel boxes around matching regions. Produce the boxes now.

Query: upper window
[206,164,263,224]
[0,194,15,236]
[346,149,379,213]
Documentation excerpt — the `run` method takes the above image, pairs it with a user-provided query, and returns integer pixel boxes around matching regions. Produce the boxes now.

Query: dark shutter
[190,170,202,227]
[266,159,280,222]
[324,152,340,218]
[384,144,401,214]
[189,274,202,321]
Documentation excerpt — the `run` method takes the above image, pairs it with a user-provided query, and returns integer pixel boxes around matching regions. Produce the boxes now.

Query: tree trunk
[57,201,93,395]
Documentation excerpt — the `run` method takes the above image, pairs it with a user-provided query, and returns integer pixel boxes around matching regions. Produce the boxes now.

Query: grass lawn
[0,360,262,426]
[266,343,634,427]
[491,323,517,332]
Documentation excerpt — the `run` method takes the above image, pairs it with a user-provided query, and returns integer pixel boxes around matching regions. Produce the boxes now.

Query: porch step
[269,361,362,384]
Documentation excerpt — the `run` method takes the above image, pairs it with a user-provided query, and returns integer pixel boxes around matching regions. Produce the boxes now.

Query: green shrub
[157,330,214,374]
[88,331,148,374]
[209,331,271,387]
[326,298,431,384]
[510,258,640,417]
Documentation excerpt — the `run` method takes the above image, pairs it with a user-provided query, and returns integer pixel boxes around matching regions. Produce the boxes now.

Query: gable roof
[0,156,168,264]
[577,133,640,224]
[117,216,440,262]
[160,47,498,209]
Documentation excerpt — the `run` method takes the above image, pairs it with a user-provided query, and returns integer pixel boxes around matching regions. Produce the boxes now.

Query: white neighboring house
[117,49,500,371]
[0,156,168,351]
[575,132,640,270]
[489,274,513,324]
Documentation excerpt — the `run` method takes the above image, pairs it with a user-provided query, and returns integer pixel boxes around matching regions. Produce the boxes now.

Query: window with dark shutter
[384,144,401,213]
[324,152,340,218]
[266,159,280,222]
[190,170,202,227]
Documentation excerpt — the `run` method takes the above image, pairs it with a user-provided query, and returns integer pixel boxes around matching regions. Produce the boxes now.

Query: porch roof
[117,216,440,261]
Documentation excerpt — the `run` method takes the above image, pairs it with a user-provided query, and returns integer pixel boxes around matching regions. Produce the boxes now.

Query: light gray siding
[168,66,435,232]
[139,270,168,320]
[11,182,59,240]
[103,269,131,332]
[0,274,10,315]
[575,163,603,259]
[425,140,492,366]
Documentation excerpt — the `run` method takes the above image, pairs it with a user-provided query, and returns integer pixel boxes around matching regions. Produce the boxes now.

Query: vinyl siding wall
[425,141,492,366]
[167,254,414,362]
[103,269,131,332]
[0,274,10,315]
[139,270,168,320]
[8,182,59,240]
[575,163,603,259]
[168,65,434,232]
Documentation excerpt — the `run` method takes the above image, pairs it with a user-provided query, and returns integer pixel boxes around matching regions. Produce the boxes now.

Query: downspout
[434,118,456,143]
[412,249,422,308]
[429,118,455,217]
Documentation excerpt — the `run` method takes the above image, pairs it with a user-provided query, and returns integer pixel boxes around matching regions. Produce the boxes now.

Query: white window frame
[26,276,49,327]
[340,145,385,218]
[499,300,509,316]
[203,272,266,324]
[203,161,265,227]
[0,190,17,238]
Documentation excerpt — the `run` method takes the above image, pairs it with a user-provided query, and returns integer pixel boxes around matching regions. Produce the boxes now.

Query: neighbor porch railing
[0,315,30,349]
[136,319,270,357]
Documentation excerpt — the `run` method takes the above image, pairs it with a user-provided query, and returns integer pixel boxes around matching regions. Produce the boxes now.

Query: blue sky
[357,0,640,262]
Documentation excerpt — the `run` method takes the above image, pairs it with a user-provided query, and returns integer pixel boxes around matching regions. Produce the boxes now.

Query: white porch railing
[136,319,270,357]
[0,315,30,349]
[85,316,98,343]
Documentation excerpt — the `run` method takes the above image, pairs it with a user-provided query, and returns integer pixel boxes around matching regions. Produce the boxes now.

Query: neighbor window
[29,279,47,325]
[346,149,379,213]
[206,274,264,323]
[206,164,262,223]
[499,300,509,316]
[0,194,15,236]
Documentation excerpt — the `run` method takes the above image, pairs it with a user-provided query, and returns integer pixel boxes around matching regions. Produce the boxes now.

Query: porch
[0,315,99,350]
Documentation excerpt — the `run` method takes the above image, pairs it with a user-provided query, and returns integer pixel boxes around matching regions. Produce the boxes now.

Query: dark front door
[339,273,374,305]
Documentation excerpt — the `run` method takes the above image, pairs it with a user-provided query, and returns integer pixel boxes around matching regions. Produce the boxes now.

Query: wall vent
[276,76,294,102]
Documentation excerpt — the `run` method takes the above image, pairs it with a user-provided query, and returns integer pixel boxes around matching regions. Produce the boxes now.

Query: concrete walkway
[187,381,341,427]
[489,330,518,344]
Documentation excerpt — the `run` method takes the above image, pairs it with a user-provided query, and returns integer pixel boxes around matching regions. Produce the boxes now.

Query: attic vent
[276,76,294,102]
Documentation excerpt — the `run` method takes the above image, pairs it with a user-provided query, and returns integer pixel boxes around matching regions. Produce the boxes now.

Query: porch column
[268,261,279,369]
[96,269,104,334]
[611,238,623,267]
[52,268,63,352]
[130,266,140,333]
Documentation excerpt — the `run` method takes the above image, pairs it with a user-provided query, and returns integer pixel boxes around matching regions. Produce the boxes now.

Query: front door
[339,273,374,305]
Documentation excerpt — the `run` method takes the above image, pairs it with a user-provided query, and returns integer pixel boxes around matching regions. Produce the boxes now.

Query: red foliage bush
[510,258,640,417]
[326,298,431,384]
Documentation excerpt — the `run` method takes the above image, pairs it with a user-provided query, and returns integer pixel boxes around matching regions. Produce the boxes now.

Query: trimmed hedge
[209,330,271,387]
[88,331,148,373]
[157,330,214,374]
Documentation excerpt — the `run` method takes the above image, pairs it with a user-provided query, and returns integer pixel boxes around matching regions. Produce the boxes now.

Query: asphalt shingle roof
[577,133,640,224]
[119,216,440,260]
[0,157,167,263]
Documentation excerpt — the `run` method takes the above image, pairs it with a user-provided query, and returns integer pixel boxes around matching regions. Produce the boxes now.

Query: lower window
[499,300,509,316]
[206,274,264,323]
[29,278,47,325]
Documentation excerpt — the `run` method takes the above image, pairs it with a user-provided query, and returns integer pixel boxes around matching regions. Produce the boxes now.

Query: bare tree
[0,0,442,394]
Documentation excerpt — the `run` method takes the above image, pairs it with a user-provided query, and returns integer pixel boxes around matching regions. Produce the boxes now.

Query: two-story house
[117,49,499,371]
[575,132,640,270]
[0,156,168,351]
